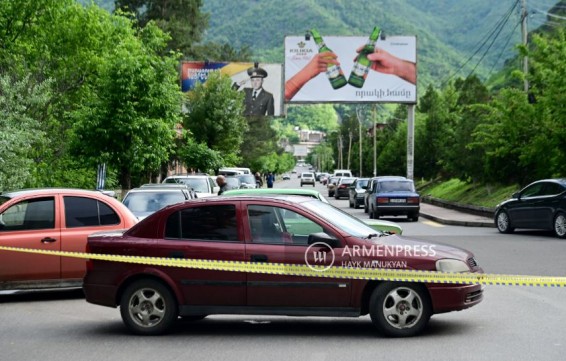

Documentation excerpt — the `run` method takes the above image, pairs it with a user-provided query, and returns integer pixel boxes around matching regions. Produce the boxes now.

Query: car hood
[359,234,473,262]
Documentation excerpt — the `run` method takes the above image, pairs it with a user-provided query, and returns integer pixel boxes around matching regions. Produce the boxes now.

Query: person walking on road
[216,175,228,195]
[266,172,275,188]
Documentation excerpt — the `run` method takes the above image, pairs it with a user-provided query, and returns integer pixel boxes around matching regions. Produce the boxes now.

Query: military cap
[247,66,268,78]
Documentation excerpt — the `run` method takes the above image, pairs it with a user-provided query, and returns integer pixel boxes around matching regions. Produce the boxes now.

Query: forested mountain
[201,0,557,86]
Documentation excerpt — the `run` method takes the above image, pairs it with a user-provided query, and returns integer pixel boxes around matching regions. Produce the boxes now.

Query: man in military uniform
[234,66,275,116]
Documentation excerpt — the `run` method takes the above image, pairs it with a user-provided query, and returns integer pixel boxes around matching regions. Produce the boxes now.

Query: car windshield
[225,177,241,190]
[123,192,187,218]
[173,178,209,193]
[379,180,415,192]
[357,179,369,188]
[301,199,382,238]
[238,174,256,185]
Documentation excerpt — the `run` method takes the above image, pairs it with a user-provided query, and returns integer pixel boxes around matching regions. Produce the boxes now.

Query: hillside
[202,0,557,87]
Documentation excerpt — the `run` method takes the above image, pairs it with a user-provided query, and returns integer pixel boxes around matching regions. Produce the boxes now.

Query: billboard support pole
[407,104,415,180]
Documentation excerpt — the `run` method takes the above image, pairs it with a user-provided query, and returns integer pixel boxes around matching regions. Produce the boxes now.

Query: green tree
[0,75,51,191]
[183,72,248,168]
[115,0,209,57]
[72,19,182,191]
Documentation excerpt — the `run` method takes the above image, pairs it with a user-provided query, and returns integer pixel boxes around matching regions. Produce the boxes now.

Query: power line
[465,1,519,80]
[486,19,522,78]
[532,7,566,20]
[441,0,520,85]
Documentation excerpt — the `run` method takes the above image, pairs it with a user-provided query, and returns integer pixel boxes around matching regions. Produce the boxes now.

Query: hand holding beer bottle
[285,51,341,101]
[358,47,417,85]
[348,26,381,88]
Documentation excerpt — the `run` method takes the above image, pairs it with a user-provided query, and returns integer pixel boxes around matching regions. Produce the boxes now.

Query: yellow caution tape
[1,245,565,287]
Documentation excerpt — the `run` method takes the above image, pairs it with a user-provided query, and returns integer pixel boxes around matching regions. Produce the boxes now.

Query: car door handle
[251,254,268,262]
[168,251,185,259]
[41,237,57,243]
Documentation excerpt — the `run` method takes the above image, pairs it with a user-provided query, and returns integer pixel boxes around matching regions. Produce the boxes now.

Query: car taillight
[339,184,347,189]
[407,197,420,204]
[377,197,389,204]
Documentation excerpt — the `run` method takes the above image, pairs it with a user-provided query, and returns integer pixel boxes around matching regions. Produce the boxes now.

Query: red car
[0,188,137,292]
[84,196,483,337]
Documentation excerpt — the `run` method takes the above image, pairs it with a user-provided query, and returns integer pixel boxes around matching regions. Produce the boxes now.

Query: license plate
[390,199,406,203]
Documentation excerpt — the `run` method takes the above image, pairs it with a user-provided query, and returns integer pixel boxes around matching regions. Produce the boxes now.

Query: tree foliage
[182,72,248,168]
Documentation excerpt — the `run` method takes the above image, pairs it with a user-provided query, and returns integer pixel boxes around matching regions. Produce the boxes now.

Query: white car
[162,174,217,197]
[300,172,316,187]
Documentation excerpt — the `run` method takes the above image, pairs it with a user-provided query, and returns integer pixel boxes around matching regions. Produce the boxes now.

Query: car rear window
[165,205,238,242]
[378,180,416,192]
[64,196,120,227]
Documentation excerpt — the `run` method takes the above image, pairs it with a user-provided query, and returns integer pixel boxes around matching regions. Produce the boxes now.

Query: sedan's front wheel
[369,282,431,337]
[496,210,514,234]
[120,279,177,335]
[554,212,566,239]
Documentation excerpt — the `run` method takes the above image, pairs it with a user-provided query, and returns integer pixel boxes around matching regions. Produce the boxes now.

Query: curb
[419,212,495,228]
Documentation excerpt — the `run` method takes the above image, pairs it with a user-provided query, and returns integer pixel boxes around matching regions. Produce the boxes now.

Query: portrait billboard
[181,61,284,116]
[284,33,417,104]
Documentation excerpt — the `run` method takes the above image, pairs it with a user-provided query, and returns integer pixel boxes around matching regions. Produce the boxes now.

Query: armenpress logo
[304,242,335,272]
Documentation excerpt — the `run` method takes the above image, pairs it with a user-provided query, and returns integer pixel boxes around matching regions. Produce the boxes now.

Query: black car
[494,178,566,238]
[334,177,356,199]
[349,178,370,208]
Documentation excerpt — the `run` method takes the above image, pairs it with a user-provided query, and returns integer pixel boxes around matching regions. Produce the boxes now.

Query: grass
[417,179,520,208]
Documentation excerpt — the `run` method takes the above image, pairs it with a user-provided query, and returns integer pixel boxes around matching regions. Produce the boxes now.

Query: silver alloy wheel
[554,213,566,238]
[497,211,510,232]
[382,287,424,329]
[128,287,167,328]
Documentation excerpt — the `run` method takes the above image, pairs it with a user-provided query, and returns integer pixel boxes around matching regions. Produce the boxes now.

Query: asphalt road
[1,172,565,361]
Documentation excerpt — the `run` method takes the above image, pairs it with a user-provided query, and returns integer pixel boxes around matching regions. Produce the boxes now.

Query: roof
[222,188,323,199]
[0,188,113,198]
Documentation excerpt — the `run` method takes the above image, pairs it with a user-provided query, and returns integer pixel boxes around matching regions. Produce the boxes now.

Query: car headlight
[435,259,470,273]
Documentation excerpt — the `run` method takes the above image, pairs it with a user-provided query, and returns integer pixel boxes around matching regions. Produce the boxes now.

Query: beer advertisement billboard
[285,31,417,104]
[180,61,284,116]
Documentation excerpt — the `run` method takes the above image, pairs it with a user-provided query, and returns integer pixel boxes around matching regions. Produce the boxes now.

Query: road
[1,172,565,361]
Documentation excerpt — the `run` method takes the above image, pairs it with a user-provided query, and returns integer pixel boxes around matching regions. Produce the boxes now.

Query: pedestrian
[216,175,228,195]
[254,172,263,188]
[266,172,275,188]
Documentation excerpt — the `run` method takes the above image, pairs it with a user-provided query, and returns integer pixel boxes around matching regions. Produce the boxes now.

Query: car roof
[164,174,210,179]
[0,188,114,198]
[223,188,322,198]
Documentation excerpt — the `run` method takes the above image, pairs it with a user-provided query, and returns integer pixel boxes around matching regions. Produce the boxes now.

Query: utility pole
[521,0,529,92]
[356,106,363,177]
[372,104,377,177]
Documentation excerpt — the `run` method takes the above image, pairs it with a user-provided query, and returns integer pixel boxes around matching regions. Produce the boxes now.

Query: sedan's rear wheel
[496,210,514,234]
[369,282,431,337]
[120,279,177,335]
[554,212,566,239]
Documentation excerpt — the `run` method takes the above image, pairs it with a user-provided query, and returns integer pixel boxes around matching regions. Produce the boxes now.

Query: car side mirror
[308,232,341,248]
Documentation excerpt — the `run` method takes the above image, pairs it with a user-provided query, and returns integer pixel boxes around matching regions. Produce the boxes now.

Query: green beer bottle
[309,29,347,90]
[348,26,381,88]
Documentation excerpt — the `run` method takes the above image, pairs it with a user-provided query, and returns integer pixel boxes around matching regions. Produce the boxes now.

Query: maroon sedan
[83,196,483,337]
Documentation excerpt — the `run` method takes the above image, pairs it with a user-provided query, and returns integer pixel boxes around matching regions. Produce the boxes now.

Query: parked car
[162,174,217,198]
[0,188,137,292]
[366,177,420,221]
[495,178,566,238]
[225,176,242,190]
[334,177,356,199]
[327,176,340,197]
[122,184,196,220]
[300,172,316,187]
[222,188,403,235]
[349,178,370,208]
[84,195,483,337]
[333,169,352,177]
[237,174,258,189]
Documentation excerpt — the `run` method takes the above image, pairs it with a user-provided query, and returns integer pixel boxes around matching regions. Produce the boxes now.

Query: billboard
[180,61,284,116]
[285,33,417,104]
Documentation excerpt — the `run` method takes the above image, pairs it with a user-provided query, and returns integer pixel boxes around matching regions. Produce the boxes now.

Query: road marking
[423,220,444,228]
